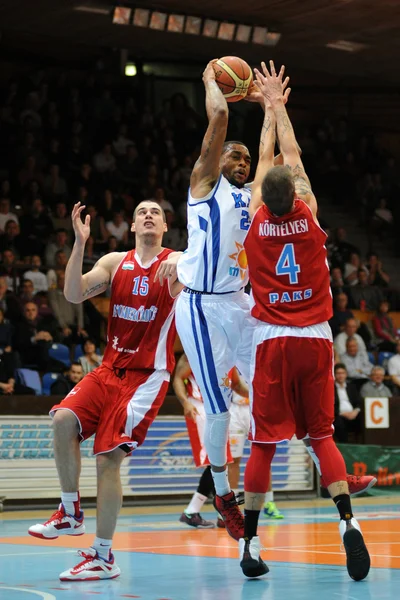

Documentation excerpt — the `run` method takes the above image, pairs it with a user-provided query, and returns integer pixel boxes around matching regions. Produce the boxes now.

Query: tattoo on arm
[287,164,312,196]
[82,280,108,298]
[275,109,292,139]
[203,125,217,159]
[259,115,272,149]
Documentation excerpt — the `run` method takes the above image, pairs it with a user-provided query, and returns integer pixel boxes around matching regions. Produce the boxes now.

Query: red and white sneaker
[320,475,377,498]
[28,504,85,539]
[59,548,121,581]
[213,491,244,541]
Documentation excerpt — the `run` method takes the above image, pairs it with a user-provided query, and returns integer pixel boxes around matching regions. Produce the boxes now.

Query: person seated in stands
[45,228,71,268]
[23,255,48,293]
[334,363,362,443]
[350,268,384,311]
[50,362,84,396]
[330,267,346,296]
[12,301,59,371]
[105,210,129,245]
[334,317,367,357]
[48,271,88,346]
[0,220,25,258]
[334,227,360,266]
[47,250,67,289]
[341,337,374,387]
[388,341,400,394]
[372,300,399,352]
[366,252,390,288]
[0,276,21,322]
[0,348,35,396]
[343,253,368,287]
[0,307,13,353]
[18,278,36,306]
[360,366,393,399]
[329,293,354,338]
[0,248,21,293]
[78,338,102,375]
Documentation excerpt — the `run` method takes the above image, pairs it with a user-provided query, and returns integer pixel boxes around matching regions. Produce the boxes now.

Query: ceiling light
[112,7,131,25]
[326,40,367,52]
[167,14,185,33]
[125,63,137,77]
[185,16,202,35]
[203,19,218,38]
[217,22,235,41]
[235,24,252,43]
[149,11,168,31]
[74,5,110,15]
[133,8,150,28]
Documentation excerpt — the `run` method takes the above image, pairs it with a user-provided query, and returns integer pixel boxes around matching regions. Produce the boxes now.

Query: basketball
[213,56,253,102]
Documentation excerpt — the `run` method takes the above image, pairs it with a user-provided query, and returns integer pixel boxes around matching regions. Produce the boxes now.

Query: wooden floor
[0,496,399,600]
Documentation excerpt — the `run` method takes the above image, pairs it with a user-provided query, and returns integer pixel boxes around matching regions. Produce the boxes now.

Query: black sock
[197,466,215,498]
[333,494,353,521]
[244,509,260,540]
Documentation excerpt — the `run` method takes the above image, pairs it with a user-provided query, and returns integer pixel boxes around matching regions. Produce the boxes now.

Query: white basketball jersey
[177,175,251,293]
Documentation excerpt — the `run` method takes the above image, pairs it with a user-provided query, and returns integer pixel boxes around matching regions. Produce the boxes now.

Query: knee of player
[96,449,125,474]
[52,409,80,437]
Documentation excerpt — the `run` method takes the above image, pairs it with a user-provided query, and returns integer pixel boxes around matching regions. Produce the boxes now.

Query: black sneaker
[239,536,269,578]
[179,512,215,529]
[340,518,370,581]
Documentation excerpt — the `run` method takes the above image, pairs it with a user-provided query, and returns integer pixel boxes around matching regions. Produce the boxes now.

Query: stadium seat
[15,369,42,395]
[368,352,376,365]
[42,372,60,396]
[74,345,101,360]
[49,343,71,367]
[378,351,394,371]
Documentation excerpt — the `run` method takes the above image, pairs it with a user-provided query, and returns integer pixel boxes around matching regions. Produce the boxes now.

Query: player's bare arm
[256,60,318,219]
[190,60,229,199]
[154,251,182,285]
[64,202,124,304]
[172,354,199,421]
[230,367,249,398]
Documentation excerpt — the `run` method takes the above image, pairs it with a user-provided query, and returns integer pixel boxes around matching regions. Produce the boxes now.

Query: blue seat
[368,352,376,365]
[378,351,394,371]
[42,372,60,396]
[16,368,42,395]
[49,343,71,367]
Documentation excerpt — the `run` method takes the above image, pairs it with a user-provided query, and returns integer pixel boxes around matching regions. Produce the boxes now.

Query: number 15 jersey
[244,200,332,327]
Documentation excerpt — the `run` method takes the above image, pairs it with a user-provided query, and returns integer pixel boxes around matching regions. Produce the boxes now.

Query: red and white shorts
[50,364,170,455]
[249,322,334,444]
[185,397,233,467]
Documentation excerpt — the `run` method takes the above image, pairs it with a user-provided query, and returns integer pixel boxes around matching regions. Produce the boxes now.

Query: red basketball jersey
[102,249,177,371]
[244,200,332,327]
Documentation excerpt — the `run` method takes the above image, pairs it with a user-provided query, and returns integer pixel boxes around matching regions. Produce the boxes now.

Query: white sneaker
[59,548,121,581]
[239,536,269,578]
[28,504,85,539]
[339,518,370,581]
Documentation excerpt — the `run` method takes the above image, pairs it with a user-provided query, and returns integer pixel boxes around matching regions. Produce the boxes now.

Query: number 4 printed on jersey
[132,276,149,296]
[275,243,300,284]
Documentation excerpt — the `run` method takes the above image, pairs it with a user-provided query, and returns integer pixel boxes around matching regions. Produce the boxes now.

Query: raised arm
[255,61,318,219]
[190,60,229,200]
[64,202,122,304]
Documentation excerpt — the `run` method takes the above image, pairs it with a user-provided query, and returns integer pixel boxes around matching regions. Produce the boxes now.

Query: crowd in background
[0,69,399,426]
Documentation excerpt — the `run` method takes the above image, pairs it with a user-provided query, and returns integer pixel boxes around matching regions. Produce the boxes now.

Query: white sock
[185,492,207,515]
[212,469,231,496]
[92,537,112,561]
[232,488,239,498]
[265,491,274,504]
[61,492,79,517]
[304,441,322,475]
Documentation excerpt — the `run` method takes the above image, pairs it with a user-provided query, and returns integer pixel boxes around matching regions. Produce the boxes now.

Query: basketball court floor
[0,496,399,600]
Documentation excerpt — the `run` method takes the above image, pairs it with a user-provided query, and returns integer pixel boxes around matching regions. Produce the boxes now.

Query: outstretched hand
[254,60,291,107]
[71,202,91,246]
[203,59,219,83]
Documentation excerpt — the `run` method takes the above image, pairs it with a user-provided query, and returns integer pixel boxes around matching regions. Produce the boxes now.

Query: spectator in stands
[329,292,354,338]
[119,144,142,186]
[113,123,134,157]
[0,307,13,353]
[0,350,35,396]
[149,187,175,213]
[162,210,186,251]
[50,201,73,241]
[334,363,362,443]
[105,211,129,245]
[0,197,18,233]
[0,249,21,293]
[341,337,374,384]
[20,198,53,257]
[0,276,21,322]
[47,250,67,289]
[343,253,368,287]
[334,227,359,265]
[93,143,116,174]
[371,198,393,239]
[86,205,107,245]
[366,253,390,288]
[78,338,102,375]
[334,317,368,356]
[82,235,101,272]
[45,228,71,267]
[50,362,84,396]
[19,279,36,306]
[0,220,25,258]
[48,271,87,345]
[350,268,384,311]
[13,302,57,370]
[23,255,48,293]
[101,236,118,255]
[372,300,399,352]
[330,267,346,295]
[43,164,68,200]
[388,341,400,394]
[360,366,393,398]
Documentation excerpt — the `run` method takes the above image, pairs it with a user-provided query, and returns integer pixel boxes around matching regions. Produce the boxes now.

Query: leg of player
[240,442,272,578]
[180,466,216,529]
[263,472,283,520]
[28,410,85,539]
[310,437,370,581]
[302,436,377,498]
[59,447,125,581]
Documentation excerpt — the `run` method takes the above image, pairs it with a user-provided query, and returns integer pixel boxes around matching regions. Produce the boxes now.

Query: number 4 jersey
[244,200,332,327]
[102,249,177,371]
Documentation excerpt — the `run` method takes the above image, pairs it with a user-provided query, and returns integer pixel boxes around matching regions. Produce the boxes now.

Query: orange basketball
[213,56,253,103]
